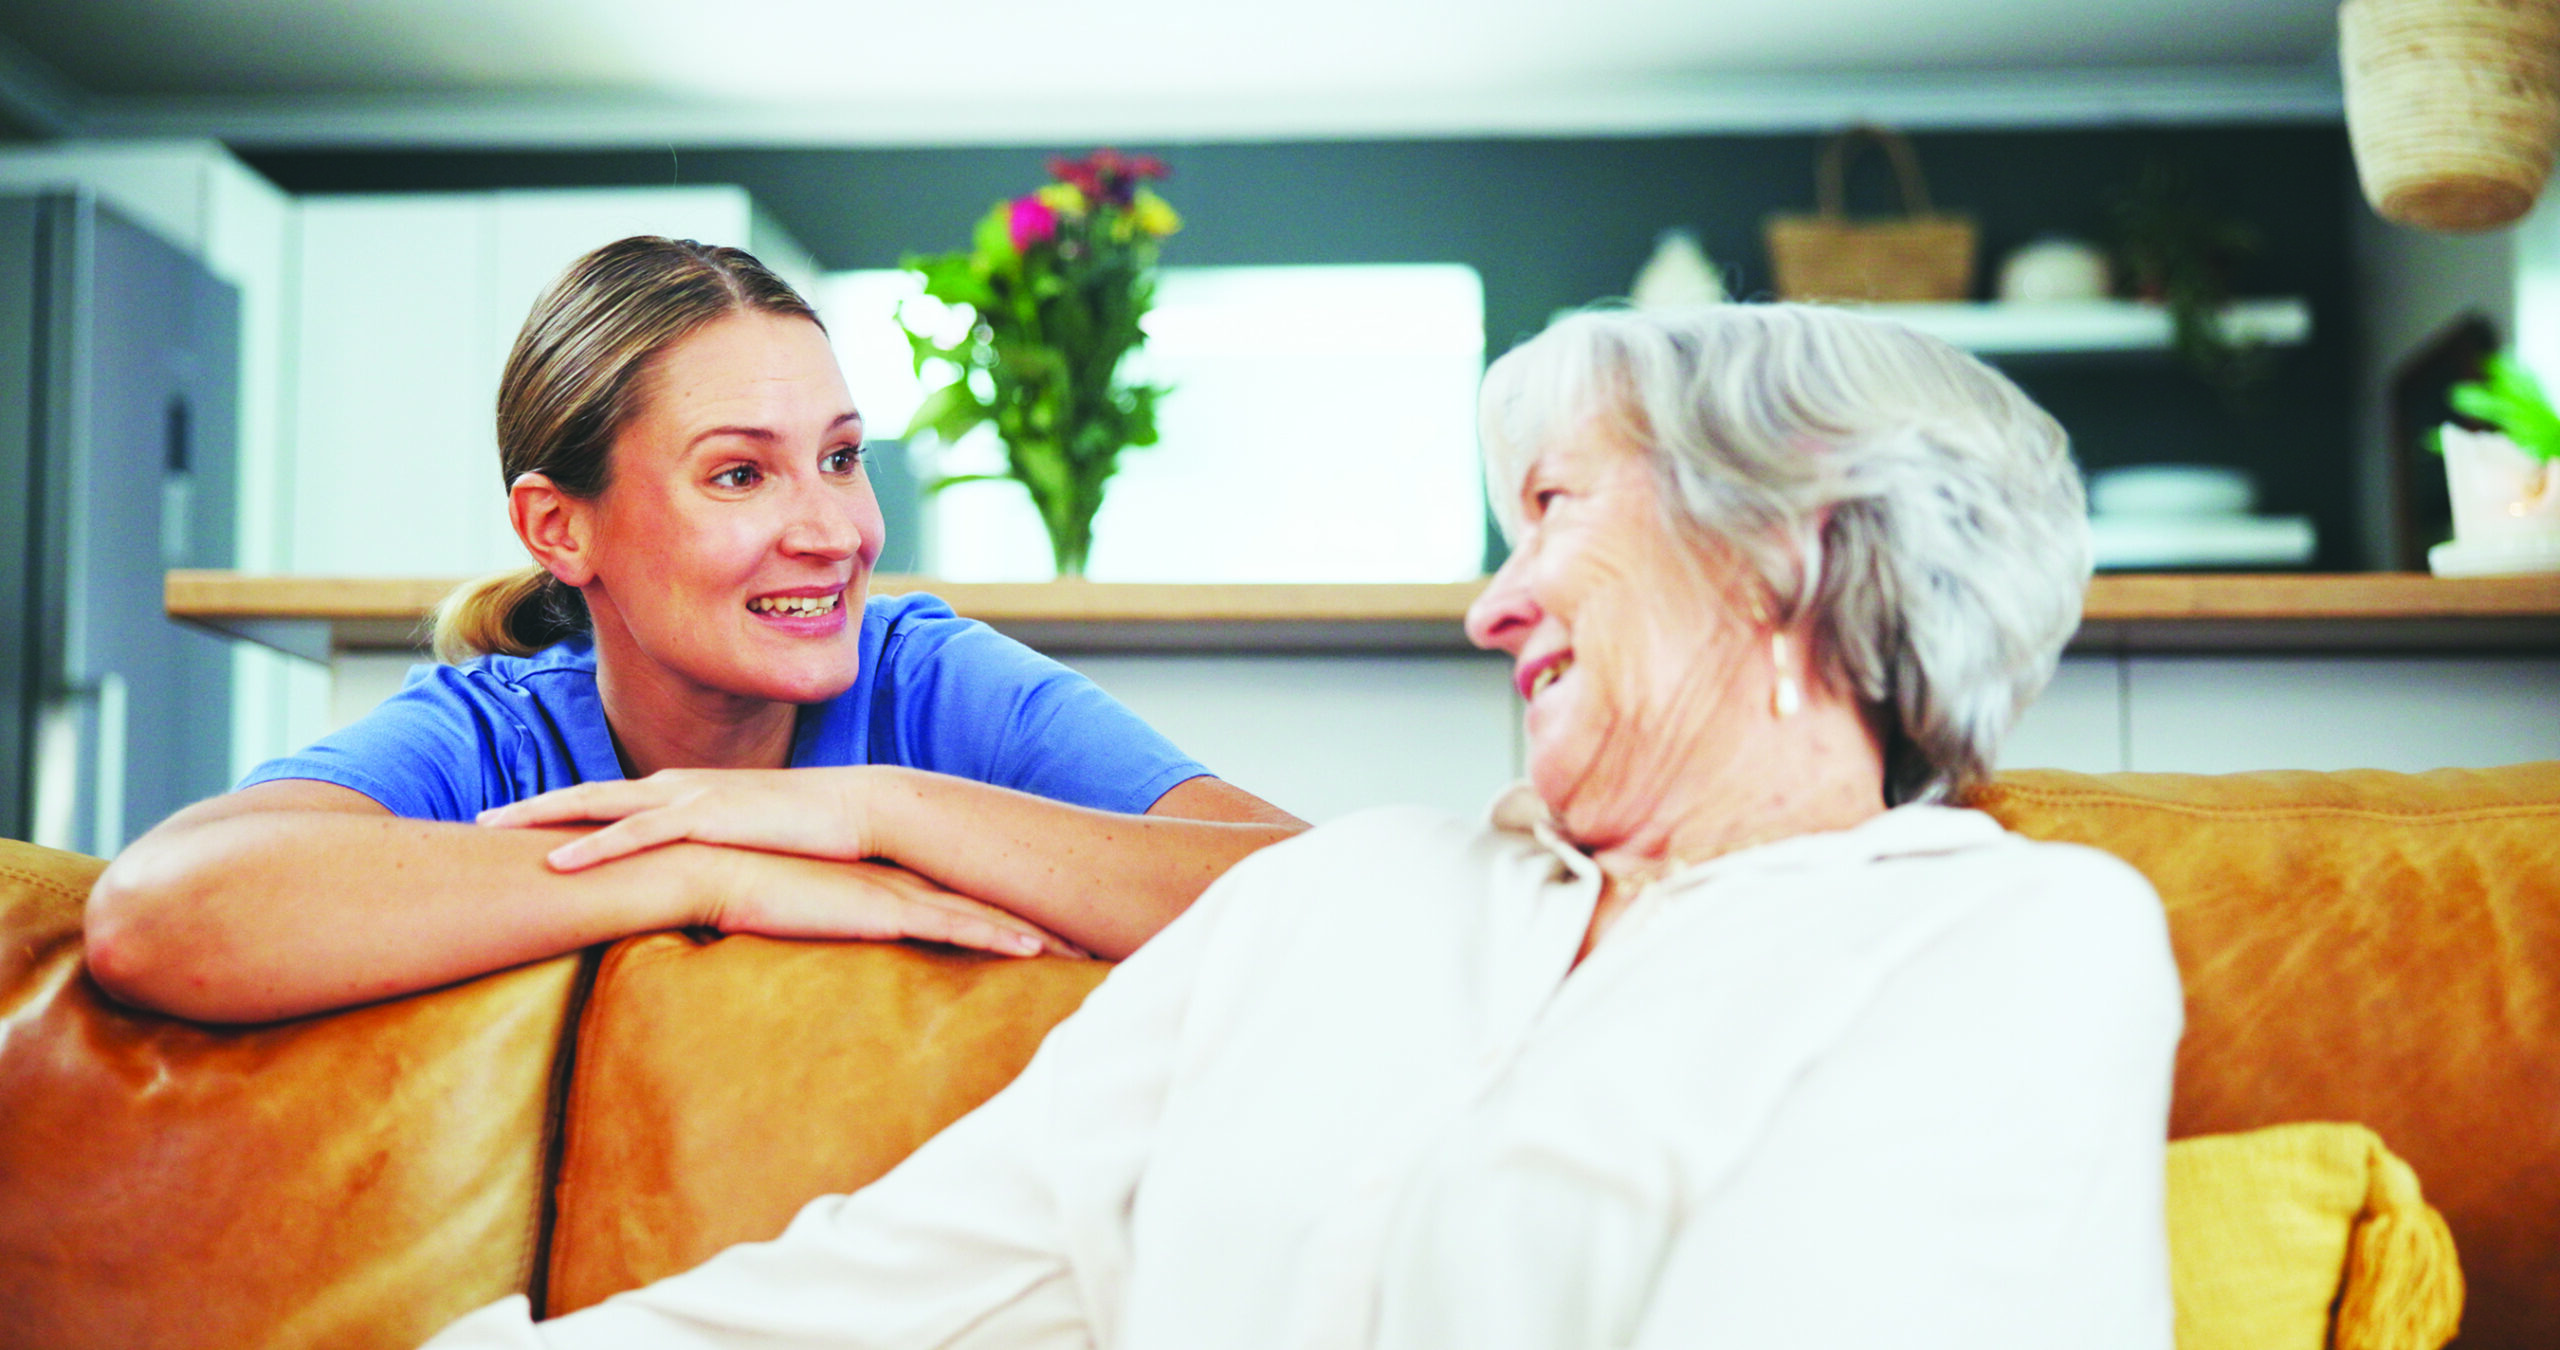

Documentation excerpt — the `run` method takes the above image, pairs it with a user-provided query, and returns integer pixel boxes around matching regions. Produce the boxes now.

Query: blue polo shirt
[240,591,1209,822]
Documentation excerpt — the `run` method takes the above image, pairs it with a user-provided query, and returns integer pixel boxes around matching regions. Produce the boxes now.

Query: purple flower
[1050,148,1170,210]
[1008,195,1059,251]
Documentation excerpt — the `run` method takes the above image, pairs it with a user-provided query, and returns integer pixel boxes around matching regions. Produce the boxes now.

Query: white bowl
[2088,464,2258,519]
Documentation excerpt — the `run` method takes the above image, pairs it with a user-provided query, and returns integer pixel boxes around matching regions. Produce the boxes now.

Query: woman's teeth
[1528,657,1573,698]
[749,593,840,617]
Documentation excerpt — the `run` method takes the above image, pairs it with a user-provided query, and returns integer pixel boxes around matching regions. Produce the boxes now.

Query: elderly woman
[428,304,2181,1348]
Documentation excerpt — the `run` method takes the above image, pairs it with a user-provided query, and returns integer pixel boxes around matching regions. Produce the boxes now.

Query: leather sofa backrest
[542,930,1107,1314]
[1975,764,2560,1350]
[4,761,2556,1348]
[0,842,582,1350]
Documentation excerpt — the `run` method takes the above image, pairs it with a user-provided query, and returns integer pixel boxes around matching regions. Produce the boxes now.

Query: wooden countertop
[166,570,2560,657]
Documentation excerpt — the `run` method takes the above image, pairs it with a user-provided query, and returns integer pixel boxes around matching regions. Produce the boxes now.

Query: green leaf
[2449,382,2504,425]
[922,472,1014,497]
[908,255,997,310]
[903,380,990,446]
[973,203,1019,267]
[2452,353,2560,461]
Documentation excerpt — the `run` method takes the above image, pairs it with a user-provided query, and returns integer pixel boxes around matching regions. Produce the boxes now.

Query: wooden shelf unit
[166,570,2560,656]
[1851,298,2311,356]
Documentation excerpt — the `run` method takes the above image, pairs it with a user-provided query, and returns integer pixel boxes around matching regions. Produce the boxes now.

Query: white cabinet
[1061,653,1521,824]
[1999,651,2560,774]
[1999,654,2123,772]
[288,187,816,578]
[2122,654,2560,772]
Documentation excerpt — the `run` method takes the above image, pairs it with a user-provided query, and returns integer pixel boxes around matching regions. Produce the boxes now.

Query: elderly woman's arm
[1623,853,2183,1348]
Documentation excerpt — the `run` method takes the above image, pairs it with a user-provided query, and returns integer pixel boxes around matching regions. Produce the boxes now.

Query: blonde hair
[431,236,821,663]
[1478,304,2091,804]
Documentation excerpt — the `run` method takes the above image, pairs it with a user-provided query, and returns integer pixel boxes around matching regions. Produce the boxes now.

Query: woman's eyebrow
[685,411,862,450]
[688,425,778,448]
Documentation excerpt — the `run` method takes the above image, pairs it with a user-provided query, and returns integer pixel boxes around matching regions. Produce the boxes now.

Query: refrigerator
[1,191,237,854]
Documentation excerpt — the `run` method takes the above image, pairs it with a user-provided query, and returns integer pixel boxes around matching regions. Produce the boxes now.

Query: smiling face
[1464,421,1775,850]
[570,309,883,712]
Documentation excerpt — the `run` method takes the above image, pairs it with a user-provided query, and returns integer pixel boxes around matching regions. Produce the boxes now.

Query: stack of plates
[2086,465,2316,570]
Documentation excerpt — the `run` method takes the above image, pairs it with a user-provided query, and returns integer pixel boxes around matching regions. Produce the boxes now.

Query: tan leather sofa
[3,764,2556,1350]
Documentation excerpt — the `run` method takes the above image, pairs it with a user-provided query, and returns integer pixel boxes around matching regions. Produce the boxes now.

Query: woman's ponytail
[431,566,587,663]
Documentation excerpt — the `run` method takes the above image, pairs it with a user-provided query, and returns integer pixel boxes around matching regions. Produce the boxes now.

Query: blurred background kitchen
[4,0,2557,851]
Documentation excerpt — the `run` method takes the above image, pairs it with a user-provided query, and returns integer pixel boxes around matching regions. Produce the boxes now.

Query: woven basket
[2342,0,2560,232]
[1765,126,1976,302]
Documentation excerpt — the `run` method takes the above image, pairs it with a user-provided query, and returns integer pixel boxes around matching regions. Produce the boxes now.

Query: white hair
[1477,303,2091,805]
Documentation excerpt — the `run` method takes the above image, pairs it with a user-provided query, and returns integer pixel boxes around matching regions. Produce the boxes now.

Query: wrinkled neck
[1571,694,1886,964]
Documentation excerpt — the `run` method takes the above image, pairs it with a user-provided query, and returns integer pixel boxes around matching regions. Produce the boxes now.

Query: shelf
[2090,515,2317,571]
[166,570,2560,656]
[1850,298,2311,355]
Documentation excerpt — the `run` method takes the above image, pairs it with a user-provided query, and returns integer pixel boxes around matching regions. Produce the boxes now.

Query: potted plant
[2111,159,2270,397]
[2434,352,2560,575]
[899,150,1181,577]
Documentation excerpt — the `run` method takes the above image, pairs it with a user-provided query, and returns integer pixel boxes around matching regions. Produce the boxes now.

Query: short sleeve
[235,665,514,822]
[865,598,1208,815]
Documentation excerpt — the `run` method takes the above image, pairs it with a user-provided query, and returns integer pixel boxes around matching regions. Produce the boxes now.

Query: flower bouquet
[899,149,1182,577]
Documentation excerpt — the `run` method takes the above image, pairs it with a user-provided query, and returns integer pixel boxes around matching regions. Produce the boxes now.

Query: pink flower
[1008,194,1059,251]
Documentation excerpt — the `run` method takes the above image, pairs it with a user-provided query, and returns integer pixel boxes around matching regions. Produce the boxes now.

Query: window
[819,264,1487,582]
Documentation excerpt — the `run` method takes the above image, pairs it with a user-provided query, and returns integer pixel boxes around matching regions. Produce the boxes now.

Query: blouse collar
[1486,781,2004,890]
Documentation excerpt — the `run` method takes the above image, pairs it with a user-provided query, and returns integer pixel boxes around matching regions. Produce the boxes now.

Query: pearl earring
[1770,632,1802,718]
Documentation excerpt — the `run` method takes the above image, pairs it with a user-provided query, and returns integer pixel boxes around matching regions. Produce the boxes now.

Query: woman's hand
[696,849,1083,959]
[481,770,1085,958]
[479,768,876,872]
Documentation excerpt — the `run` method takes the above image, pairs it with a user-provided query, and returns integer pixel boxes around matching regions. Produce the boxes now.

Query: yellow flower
[1131,189,1181,238]
[1037,183,1087,215]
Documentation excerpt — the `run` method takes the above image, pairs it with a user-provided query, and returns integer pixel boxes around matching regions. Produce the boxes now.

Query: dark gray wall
[249,127,2364,567]
[0,196,42,837]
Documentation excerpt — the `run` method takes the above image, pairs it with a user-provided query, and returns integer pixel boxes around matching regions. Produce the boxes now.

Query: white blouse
[429,791,2182,1350]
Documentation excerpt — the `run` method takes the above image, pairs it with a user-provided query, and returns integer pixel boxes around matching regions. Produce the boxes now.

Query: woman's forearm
[859,770,1302,960]
[86,796,710,1024]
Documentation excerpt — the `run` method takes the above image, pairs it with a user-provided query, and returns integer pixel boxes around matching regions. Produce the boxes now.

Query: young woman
[86,236,1302,1024]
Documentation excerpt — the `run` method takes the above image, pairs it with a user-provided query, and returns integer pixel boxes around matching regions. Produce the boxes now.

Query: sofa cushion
[1972,764,2560,1350]
[542,931,1110,1316]
[0,838,582,1350]
[2169,1121,2462,1350]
